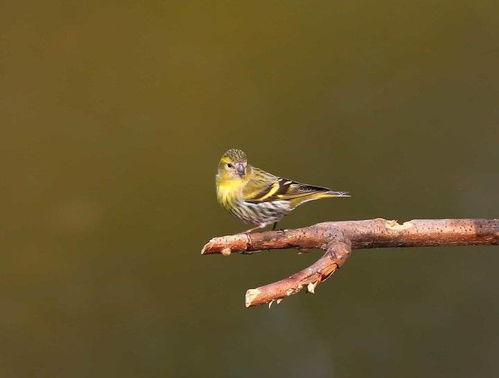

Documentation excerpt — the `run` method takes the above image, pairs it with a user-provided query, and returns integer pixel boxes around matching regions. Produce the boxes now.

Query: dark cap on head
[222,148,247,162]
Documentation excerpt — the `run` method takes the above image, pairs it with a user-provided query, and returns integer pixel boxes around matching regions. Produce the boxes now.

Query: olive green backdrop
[1,1,498,377]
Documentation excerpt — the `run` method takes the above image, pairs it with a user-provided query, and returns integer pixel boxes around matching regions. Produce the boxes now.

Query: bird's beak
[236,163,246,177]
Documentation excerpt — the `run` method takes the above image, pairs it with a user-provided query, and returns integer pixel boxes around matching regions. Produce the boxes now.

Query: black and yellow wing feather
[243,167,349,208]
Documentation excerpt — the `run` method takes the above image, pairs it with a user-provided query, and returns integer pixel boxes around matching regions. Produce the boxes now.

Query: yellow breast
[216,178,245,209]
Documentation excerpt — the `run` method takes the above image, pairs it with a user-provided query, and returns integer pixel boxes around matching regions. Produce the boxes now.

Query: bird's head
[217,148,250,181]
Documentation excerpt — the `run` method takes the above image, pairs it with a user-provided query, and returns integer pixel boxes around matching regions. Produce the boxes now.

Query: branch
[201,219,499,307]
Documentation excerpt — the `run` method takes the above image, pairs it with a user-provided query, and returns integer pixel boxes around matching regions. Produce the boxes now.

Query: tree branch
[201,219,499,307]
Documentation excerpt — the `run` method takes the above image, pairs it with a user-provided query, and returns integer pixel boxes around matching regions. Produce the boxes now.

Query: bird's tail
[323,190,350,198]
[300,184,350,198]
[289,186,350,207]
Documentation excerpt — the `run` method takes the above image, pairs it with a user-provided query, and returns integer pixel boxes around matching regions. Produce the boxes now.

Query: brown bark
[201,219,499,307]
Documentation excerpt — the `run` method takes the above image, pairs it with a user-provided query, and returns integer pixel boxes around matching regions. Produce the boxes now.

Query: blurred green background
[1,1,498,377]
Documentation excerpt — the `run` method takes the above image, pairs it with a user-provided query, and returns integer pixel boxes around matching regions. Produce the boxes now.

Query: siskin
[216,148,350,232]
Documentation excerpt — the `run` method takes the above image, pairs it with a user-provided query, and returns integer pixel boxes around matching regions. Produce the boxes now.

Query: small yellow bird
[216,148,350,232]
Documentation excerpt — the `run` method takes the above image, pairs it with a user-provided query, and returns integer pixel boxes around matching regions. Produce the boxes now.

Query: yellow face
[217,155,249,182]
[216,150,251,207]
[216,148,250,183]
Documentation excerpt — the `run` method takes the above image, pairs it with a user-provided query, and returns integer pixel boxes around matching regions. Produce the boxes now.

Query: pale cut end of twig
[201,239,217,254]
[307,281,319,294]
[221,247,232,256]
[245,289,260,307]
[386,220,414,230]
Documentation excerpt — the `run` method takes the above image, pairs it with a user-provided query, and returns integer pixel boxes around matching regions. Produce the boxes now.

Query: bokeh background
[1,1,498,377]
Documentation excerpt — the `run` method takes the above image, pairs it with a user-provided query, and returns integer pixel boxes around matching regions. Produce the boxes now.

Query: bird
[215,148,350,233]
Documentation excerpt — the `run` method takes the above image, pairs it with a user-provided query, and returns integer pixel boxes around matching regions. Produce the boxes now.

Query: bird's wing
[243,167,331,203]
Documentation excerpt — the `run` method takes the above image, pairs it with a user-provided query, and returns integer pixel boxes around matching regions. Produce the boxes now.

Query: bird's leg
[272,222,286,233]
[242,224,267,234]
[242,226,259,233]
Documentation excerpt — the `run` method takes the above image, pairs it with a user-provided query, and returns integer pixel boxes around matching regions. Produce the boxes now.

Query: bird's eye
[226,163,234,169]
